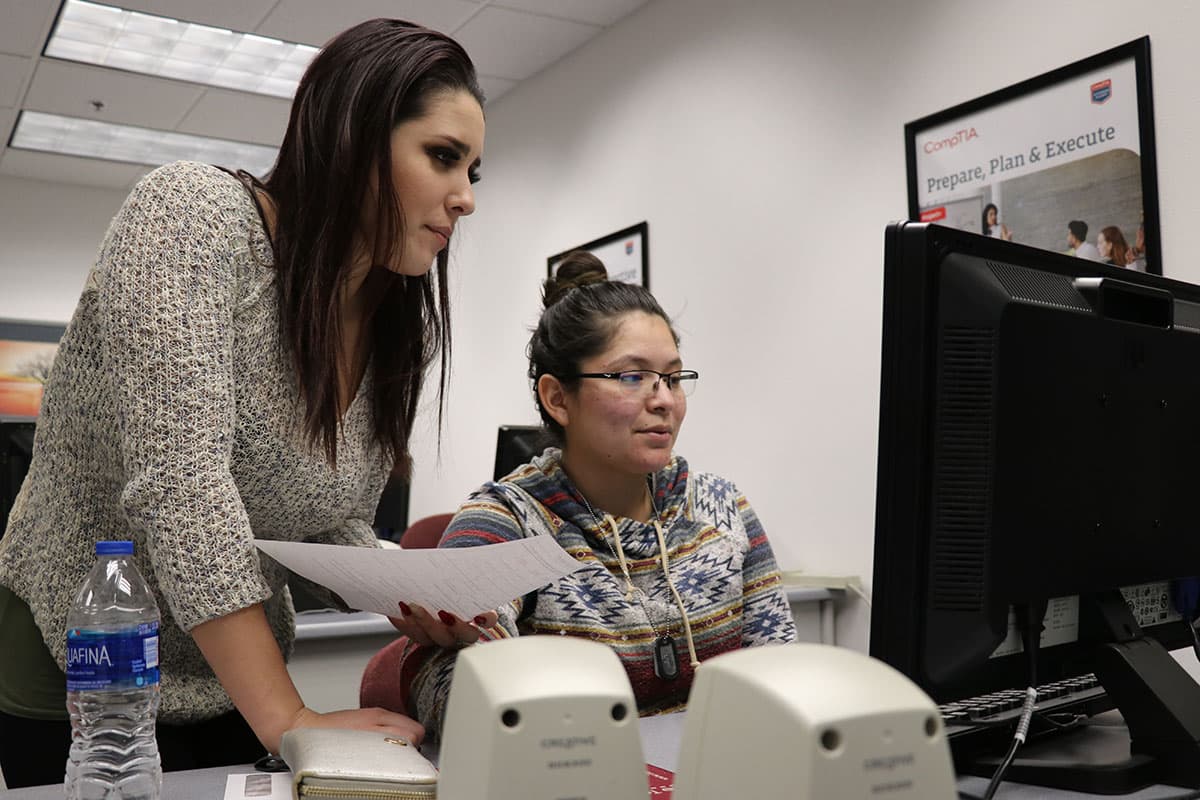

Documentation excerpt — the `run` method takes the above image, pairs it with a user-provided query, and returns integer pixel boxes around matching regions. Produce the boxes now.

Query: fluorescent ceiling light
[45,0,318,98]
[12,111,278,176]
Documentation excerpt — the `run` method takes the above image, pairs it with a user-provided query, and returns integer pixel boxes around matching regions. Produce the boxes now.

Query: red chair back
[361,513,453,713]
[399,513,453,549]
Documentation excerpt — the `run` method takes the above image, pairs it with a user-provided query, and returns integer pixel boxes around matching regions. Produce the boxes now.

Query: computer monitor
[493,425,546,481]
[0,421,35,537]
[871,221,1200,791]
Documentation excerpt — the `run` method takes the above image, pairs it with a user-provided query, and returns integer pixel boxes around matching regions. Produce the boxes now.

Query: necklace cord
[585,485,701,671]
[652,517,700,669]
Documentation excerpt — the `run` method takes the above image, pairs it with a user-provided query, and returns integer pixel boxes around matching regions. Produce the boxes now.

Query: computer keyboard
[939,674,1115,757]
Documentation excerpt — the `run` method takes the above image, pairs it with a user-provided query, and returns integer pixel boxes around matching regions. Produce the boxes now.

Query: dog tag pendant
[653,634,679,680]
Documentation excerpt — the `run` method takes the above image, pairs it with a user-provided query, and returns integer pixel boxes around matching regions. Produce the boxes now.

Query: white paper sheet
[255,536,585,620]
[223,772,290,799]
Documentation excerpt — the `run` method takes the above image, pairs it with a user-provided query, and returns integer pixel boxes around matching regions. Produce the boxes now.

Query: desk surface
[11,713,1196,799]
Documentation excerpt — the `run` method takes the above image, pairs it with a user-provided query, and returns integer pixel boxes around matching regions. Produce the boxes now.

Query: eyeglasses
[567,369,699,397]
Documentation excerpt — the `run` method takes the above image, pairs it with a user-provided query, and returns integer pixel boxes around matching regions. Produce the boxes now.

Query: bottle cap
[95,540,134,555]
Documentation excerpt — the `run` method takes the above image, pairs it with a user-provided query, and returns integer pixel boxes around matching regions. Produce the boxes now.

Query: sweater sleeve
[97,162,271,632]
[734,489,797,646]
[408,488,528,739]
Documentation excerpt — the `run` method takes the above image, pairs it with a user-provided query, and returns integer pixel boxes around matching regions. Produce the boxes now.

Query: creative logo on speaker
[540,736,596,750]
[863,753,917,795]
[541,736,597,770]
[1091,79,1112,104]
[863,753,915,772]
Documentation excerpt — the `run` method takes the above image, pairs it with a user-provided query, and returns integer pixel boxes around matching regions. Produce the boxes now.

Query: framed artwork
[0,319,66,419]
[548,222,649,288]
[906,37,1160,274]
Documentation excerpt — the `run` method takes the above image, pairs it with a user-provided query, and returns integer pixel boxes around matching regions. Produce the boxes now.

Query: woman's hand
[388,603,498,647]
[289,706,425,746]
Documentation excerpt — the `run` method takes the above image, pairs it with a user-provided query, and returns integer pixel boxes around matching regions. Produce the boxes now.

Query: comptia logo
[625,240,635,255]
[1091,79,1112,104]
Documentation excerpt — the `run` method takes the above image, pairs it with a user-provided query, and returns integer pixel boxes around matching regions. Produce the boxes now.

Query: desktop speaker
[673,643,957,800]
[436,636,647,800]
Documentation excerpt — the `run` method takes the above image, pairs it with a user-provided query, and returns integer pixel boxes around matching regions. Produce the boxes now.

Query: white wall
[5,0,1200,655]
[0,177,126,322]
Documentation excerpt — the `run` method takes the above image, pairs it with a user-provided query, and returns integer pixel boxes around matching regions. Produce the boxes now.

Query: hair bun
[543,250,608,308]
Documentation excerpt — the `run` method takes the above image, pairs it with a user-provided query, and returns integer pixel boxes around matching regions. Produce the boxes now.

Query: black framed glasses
[567,369,699,397]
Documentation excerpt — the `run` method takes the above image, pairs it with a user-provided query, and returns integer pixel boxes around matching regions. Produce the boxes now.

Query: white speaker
[673,643,957,800]
[436,636,648,800]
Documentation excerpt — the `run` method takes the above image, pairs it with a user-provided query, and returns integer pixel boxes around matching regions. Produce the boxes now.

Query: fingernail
[438,610,455,625]
[398,602,412,616]
[474,615,488,626]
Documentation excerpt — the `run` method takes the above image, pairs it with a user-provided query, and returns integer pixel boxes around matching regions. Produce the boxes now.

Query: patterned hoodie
[409,447,796,738]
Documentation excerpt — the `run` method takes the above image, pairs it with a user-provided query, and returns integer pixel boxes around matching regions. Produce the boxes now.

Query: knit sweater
[0,161,389,723]
[410,448,796,738]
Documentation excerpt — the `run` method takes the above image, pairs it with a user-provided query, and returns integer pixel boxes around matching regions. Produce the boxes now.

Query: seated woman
[397,250,796,737]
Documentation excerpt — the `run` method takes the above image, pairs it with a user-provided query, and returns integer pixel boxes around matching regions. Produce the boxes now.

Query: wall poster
[906,38,1160,274]
[548,222,649,288]
[0,319,65,419]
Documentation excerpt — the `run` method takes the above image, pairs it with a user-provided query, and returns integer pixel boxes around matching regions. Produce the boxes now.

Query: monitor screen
[0,421,35,537]
[871,221,1200,791]
[493,425,546,482]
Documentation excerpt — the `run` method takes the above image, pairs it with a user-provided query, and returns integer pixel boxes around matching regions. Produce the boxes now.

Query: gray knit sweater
[0,161,388,723]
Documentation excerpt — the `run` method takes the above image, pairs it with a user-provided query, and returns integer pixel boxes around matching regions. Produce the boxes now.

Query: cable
[980,687,1037,800]
[977,602,1045,800]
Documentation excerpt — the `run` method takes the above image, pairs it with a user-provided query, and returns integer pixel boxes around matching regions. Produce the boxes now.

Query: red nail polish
[398,601,412,616]
[438,610,455,625]
[473,615,487,626]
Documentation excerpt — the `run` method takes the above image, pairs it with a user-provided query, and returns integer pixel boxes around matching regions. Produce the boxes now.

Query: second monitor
[493,425,546,481]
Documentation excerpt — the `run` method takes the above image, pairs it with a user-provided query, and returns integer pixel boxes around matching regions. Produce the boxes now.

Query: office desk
[13,713,1197,799]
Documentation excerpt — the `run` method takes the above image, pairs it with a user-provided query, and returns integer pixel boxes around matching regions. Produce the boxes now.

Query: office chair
[399,513,453,550]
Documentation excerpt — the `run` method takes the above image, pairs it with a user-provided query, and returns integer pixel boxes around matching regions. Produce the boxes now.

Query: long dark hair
[982,203,998,234]
[253,19,483,472]
[1100,225,1130,266]
[528,251,677,443]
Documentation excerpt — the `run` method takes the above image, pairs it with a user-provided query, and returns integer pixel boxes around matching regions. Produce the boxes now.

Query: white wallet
[279,728,438,799]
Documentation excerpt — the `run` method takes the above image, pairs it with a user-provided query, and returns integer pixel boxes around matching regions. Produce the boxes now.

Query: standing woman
[397,252,797,739]
[0,18,484,788]
[982,203,1013,241]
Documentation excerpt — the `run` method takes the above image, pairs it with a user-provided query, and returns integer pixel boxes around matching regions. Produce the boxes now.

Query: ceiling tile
[256,0,481,48]
[455,7,599,81]
[108,0,279,35]
[0,148,151,189]
[478,75,518,105]
[493,0,649,27]
[177,89,290,147]
[0,55,32,108]
[25,60,205,129]
[0,0,58,58]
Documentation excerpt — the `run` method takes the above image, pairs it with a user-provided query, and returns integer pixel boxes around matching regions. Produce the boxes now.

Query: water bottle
[65,540,162,800]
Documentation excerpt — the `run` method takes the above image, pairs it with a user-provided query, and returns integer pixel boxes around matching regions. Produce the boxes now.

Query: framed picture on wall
[0,319,66,419]
[906,37,1160,274]
[548,222,649,288]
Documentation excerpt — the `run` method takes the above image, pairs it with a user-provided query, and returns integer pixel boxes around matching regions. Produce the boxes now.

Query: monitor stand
[959,711,1163,795]
[963,590,1200,794]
